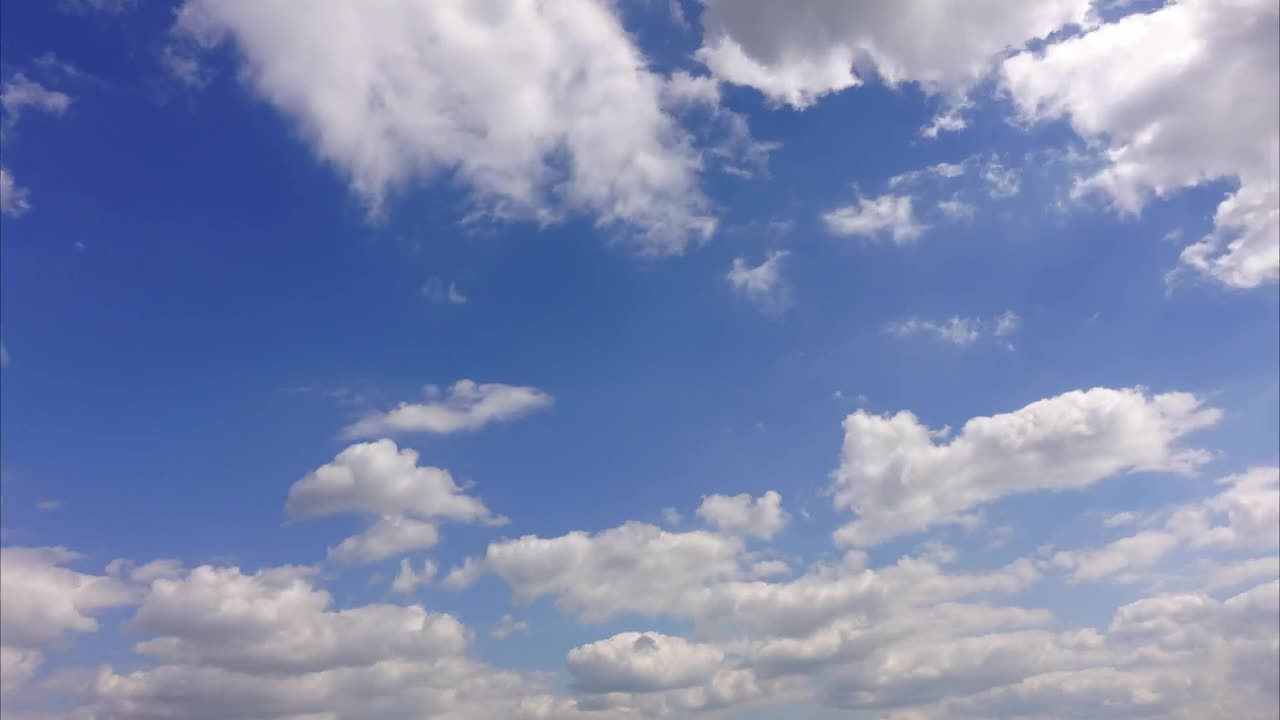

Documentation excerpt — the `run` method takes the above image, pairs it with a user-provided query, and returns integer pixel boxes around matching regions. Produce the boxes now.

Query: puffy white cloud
[491,614,528,640]
[1167,466,1280,550]
[131,565,470,674]
[1051,530,1180,583]
[1001,0,1280,288]
[727,251,790,315]
[0,547,136,649]
[1,75,71,120]
[470,521,746,621]
[0,646,42,696]
[173,0,715,254]
[831,387,1221,546]
[342,380,552,439]
[823,193,926,243]
[568,632,724,693]
[696,491,789,539]
[286,439,494,523]
[392,558,437,594]
[328,515,441,564]
[695,0,1091,108]
[0,167,31,217]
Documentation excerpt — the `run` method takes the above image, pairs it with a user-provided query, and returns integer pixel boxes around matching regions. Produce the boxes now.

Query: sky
[0,0,1277,718]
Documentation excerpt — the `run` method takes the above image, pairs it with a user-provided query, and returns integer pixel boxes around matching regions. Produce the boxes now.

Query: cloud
[1166,466,1280,551]
[568,631,724,693]
[421,278,468,305]
[172,0,715,254]
[0,74,71,121]
[1052,530,1180,583]
[1001,0,1279,288]
[981,158,1021,198]
[286,440,502,565]
[327,515,441,564]
[887,316,981,346]
[696,491,789,539]
[0,167,32,217]
[727,251,790,315]
[695,0,1091,108]
[886,311,1019,347]
[823,193,926,243]
[287,440,494,522]
[831,387,1222,546]
[0,547,136,649]
[391,558,437,594]
[490,614,528,640]
[342,380,552,439]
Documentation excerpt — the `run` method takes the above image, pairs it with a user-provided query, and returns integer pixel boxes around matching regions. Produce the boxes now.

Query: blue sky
[1,1,1277,719]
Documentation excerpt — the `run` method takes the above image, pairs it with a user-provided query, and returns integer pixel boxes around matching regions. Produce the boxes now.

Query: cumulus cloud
[286,440,501,565]
[568,631,724,693]
[696,491,789,539]
[831,387,1222,546]
[823,193,926,243]
[1002,0,1280,288]
[0,167,31,217]
[727,251,790,315]
[1,75,71,120]
[172,0,716,254]
[391,558,437,594]
[327,515,441,564]
[287,439,494,522]
[491,614,528,640]
[342,380,552,439]
[695,0,1091,108]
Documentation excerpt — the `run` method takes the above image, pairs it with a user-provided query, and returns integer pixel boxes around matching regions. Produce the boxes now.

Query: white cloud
[0,74,71,120]
[0,547,136,649]
[887,316,982,346]
[568,631,724,693]
[1167,466,1280,551]
[173,0,715,254]
[696,491,789,539]
[1052,530,1180,583]
[328,515,441,564]
[131,565,470,674]
[695,0,1091,108]
[1002,0,1280,288]
[727,251,790,315]
[0,167,32,217]
[342,380,552,439]
[937,197,976,220]
[491,613,529,640]
[35,500,62,511]
[823,193,926,243]
[993,310,1021,337]
[981,158,1021,198]
[660,507,683,526]
[391,558,437,594]
[465,522,746,622]
[831,387,1221,546]
[421,278,468,305]
[286,439,495,523]
[662,71,721,108]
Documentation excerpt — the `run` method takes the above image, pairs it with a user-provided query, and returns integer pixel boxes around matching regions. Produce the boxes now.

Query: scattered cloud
[727,251,790,315]
[491,613,529,639]
[391,558,437,594]
[831,387,1222,546]
[342,380,551,439]
[696,491,789,540]
[695,0,1091,108]
[823,193,926,243]
[421,278,468,305]
[1002,0,1279,287]
[0,167,31,217]
[172,0,716,254]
